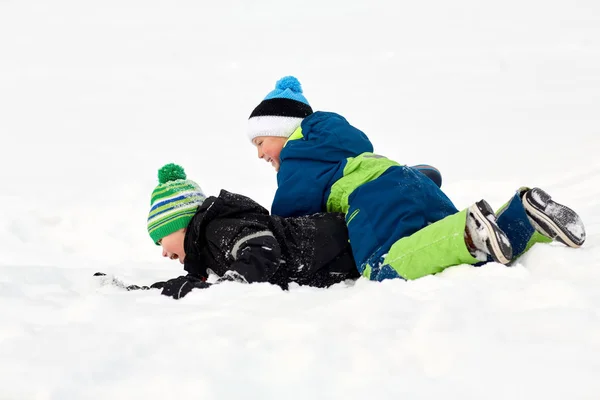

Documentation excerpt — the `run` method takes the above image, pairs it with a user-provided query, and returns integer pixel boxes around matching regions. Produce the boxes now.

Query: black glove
[159,275,211,299]
[149,281,166,289]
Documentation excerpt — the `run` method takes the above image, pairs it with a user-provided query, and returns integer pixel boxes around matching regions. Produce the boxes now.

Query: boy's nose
[162,249,168,257]
[257,148,264,159]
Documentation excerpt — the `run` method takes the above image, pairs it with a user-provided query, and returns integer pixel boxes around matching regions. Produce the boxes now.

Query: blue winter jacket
[272,111,456,272]
[273,111,441,217]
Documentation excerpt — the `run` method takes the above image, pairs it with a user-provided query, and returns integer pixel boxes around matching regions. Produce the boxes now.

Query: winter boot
[522,187,586,248]
[465,200,513,264]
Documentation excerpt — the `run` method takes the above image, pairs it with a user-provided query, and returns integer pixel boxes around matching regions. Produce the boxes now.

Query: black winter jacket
[182,190,359,290]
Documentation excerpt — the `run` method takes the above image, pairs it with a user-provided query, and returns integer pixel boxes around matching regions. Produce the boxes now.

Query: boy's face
[159,228,187,264]
[252,136,287,171]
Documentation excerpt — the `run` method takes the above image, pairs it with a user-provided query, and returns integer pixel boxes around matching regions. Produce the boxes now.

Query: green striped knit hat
[147,163,206,245]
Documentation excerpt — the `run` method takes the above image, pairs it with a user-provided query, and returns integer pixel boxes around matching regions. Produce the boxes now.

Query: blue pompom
[275,76,302,93]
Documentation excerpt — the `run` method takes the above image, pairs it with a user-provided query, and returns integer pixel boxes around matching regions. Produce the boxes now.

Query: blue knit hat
[247,76,313,141]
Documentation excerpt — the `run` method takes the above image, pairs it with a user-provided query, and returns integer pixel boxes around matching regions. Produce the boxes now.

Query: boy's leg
[495,188,549,257]
[364,201,512,281]
[496,187,585,258]
[342,165,511,281]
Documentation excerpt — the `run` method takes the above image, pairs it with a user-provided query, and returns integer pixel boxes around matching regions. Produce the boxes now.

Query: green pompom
[158,163,187,184]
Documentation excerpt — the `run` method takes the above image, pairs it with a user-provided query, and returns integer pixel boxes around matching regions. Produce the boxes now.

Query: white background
[1,1,599,399]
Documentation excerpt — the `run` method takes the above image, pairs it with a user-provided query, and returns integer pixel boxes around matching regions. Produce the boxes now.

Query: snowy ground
[1,0,600,399]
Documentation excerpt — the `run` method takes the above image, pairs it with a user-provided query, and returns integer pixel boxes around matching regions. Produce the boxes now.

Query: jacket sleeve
[410,164,442,188]
[272,158,327,217]
[227,229,283,283]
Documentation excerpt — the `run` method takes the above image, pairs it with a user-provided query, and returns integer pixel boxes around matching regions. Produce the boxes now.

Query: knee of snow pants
[362,209,480,281]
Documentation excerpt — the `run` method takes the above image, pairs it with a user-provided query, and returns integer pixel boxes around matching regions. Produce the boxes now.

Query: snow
[1,0,600,398]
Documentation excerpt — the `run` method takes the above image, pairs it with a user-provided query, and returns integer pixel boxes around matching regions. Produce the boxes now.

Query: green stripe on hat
[150,180,198,203]
[147,164,206,245]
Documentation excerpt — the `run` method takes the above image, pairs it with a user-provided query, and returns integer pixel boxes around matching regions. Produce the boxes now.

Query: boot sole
[523,188,586,248]
[472,200,513,264]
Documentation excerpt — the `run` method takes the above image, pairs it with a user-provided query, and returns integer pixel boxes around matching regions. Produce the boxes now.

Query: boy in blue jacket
[246,76,586,281]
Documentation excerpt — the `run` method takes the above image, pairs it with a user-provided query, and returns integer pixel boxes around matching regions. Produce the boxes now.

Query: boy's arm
[410,164,442,188]
[272,160,326,217]
[156,230,282,297]
[158,230,282,297]
[92,272,210,300]
[227,229,282,283]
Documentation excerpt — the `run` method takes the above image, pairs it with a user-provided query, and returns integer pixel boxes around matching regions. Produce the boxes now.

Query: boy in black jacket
[143,163,359,299]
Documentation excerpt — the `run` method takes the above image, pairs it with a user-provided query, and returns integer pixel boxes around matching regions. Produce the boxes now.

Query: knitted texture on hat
[247,76,313,141]
[147,164,206,245]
